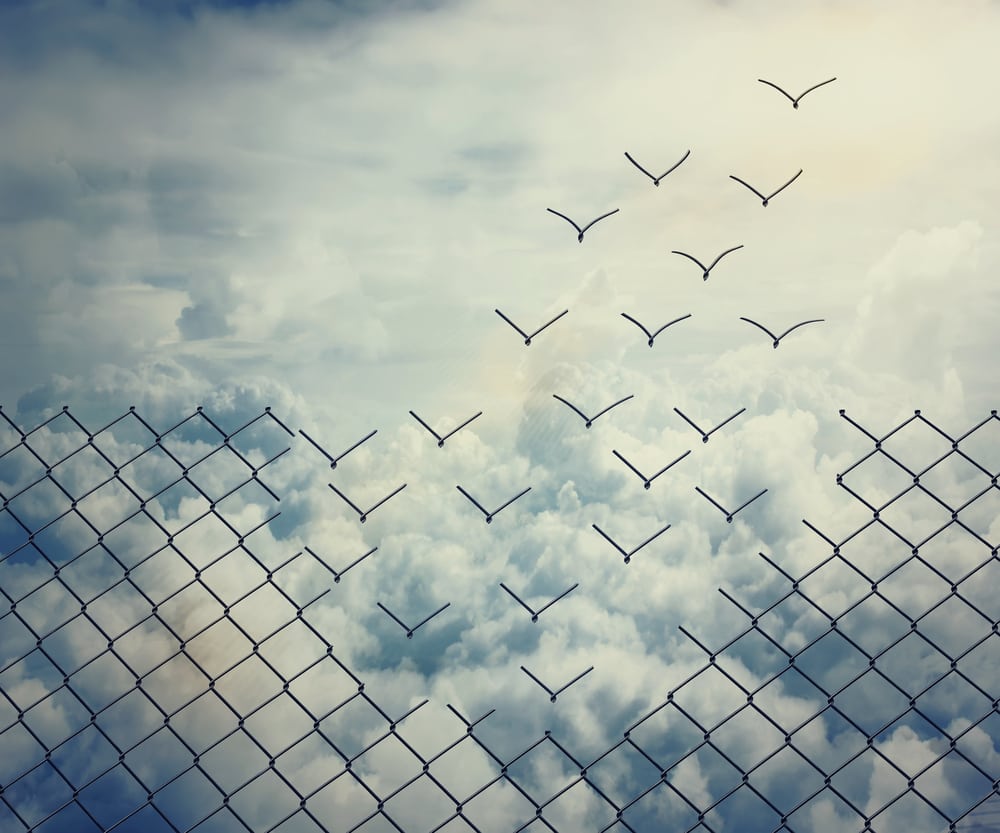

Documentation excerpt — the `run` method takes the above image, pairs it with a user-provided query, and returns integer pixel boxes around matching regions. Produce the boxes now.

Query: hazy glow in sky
[1,0,999,831]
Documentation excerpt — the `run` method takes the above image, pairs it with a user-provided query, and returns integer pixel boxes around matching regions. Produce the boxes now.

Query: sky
[1,0,1000,831]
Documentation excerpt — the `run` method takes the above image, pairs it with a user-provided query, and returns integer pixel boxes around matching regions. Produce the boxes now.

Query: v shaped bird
[613,448,691,490]
[739,317,825,348]
[620,312,692,347]
[624,149,691,186]
[758,77,836,109]
[546,207,620,242]
[673,406,746,443]
[729,169,802,207]
[553,393,634,429]
[495,308,568,346]
[671,245,744,280]
[456,484,531,524]
[409,409,483,447]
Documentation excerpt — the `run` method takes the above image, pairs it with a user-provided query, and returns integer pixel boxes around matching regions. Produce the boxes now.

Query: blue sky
[1,0,999,831]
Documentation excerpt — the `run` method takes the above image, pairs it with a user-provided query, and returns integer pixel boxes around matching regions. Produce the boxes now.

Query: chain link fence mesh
[1,403,998,832]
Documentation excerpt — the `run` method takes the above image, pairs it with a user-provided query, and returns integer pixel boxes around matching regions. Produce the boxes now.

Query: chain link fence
[1,403,998,832]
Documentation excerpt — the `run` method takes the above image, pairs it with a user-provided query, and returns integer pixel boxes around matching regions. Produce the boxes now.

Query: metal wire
[1,404,997,832]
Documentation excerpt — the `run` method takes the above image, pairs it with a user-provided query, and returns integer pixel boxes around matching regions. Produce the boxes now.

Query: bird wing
[365,483,406,517]
[776,319,825,341]
[553,394,590,423]
[707,245,744,272]
[797,77,837,100]
[592,523,628,557]
[624,151,656,181]
[579,208,620,234]
[328,482,364,517]
[612,449,648,482]
[671,250,708,272]
[528,309,569,339]
[456,485,489,516]
[495,308,528,339]
[591,394,635,422]
[648,449,692,482]
[409,410,442,442]
[766,169,803,200]
[708,407,747,436]
[729,175,767,201]
[656,149,691,180]
[492,486,531,517]
[757,78,797,103]
[628,522,672,556]
[672,407,705,436]
[739,316,778,342]
[546,208,582,234]
[439,410,483,442]
[620,312,653,340]
[695,486,730,516]
[650,313,693,339]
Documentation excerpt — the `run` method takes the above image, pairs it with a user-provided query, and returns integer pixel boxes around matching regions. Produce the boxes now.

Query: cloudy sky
[1,0,999,831]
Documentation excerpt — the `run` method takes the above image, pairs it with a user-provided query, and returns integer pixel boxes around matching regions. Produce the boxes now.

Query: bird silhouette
[739,317,825,348]
[620,312,692,347]
[377,601,450,639]
[546,208,620,242]
[553,393,634,429]
[456,484,531,524]
[729,169,802,207]
[673,406,746,443]
[500,582,578,623]
[495,308,568,346]
[409,409,482,447]
[695,485,768,524]
[671,245,744,281]
[624,150,691,186]
[521,665,594,703]
[613,448,691,490]
[328,482,406,523]
[592,521,671,564]
[758,77,836,109]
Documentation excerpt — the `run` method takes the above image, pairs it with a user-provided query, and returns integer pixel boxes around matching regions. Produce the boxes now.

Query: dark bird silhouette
[521,665,594,703]
[377,601,450,639]
[673,406,746,443]
[624,149,691,186]
[695,485,768,524]
[500,582,578,623]
[613,448,691,490]
[495,308,568,346]
[546,207,620,242]
[409,409,482,447]
[739,317,825,348]
[303,544,377,584]
[328,482,406,523]
[729,169,802,207]
[620,312,692,347]
[456,484,531,524]
[671,245,744,281]
[299,428,376,470]
[592,521,671,564]
[758,77,836,109]
[553,393,634,429]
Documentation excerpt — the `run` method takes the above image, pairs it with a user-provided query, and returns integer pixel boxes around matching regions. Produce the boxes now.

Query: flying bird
[546,207,620,242]
[671,245,744,281]
[592,521,671,565]
[695,485,768,524]
[456,484,531,524]
[553,393,634,429]
[495,308,568,346]
[377,601,450,639]
[758,77,837,109]
[739,316,825,348]
[409,409,483,447]
[624,149,691,186]
[729,169,802,207]
[299,427,376,470]
[620,312,692,347]
[328,481,406,523]
[521,665,594,703]
[613,448,691,490]
[673,406,746,443]
[500,582,578,623]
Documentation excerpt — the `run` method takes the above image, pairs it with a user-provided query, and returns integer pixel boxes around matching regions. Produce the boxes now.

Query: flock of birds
[306,76,837,688]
